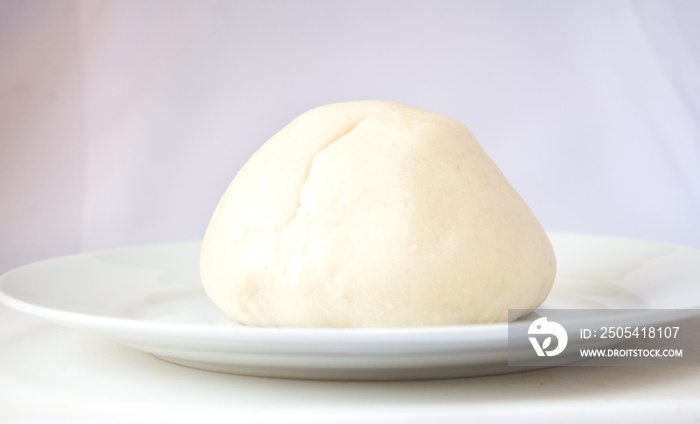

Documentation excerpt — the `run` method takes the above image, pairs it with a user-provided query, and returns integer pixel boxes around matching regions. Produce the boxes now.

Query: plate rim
[2,232,700,350]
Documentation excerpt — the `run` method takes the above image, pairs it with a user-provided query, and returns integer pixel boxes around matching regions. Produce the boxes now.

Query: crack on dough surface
[274,117,368,286]
[282,118,366,232]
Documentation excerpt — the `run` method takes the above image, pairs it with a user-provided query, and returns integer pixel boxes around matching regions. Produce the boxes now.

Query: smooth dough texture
[200,100,556,327]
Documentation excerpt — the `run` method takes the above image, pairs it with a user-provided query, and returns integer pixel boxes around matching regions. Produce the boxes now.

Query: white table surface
[1,303,699,423]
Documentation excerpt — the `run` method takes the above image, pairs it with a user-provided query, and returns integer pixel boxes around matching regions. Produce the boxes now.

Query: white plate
[1,233,699,380]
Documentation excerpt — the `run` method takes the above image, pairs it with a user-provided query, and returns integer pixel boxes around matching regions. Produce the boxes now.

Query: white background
[1,0,699,274]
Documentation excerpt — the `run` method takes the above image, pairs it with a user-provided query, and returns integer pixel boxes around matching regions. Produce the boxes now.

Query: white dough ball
[200,100,556,327]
